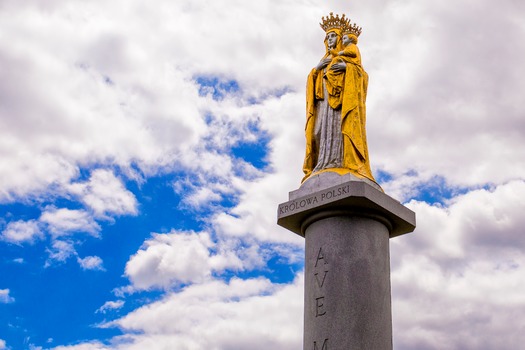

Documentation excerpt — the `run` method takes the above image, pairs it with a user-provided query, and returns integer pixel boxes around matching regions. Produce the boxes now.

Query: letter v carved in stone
[314,270,328,288]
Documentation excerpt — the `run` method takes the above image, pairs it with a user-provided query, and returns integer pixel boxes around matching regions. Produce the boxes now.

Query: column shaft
[303,215,392,350]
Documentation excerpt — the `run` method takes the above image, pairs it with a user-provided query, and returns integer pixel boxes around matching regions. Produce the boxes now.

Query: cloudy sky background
[1,0,525,349]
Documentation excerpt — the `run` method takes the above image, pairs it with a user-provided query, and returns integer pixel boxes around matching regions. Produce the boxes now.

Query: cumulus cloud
[0,339,6,350]
[361,0,525,188]
[40,208,100,238]
[390,180,525,349]
[179,186,223,210]
[104,276,303,350]
[212,174,304,244]
[1,219,43,244]
[209,93,307,244]
[66,169,138,218]
[392,180,525,266]
[0,289,15,303]
[392,254,525,350]
[124,230,245,290]
[0,0,208,202]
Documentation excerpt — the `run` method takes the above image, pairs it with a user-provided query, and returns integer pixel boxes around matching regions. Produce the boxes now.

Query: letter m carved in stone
[313,338,328,350]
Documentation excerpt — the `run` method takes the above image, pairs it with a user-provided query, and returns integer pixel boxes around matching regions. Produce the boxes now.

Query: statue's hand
[330,62,347,72]
[316,58,331,71]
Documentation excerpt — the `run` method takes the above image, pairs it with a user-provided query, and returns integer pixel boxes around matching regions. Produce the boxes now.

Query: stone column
[277,173,415,350]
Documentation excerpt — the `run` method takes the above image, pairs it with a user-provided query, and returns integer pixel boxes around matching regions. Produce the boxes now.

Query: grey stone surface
[304,215,392,350]
[278,177,416,238]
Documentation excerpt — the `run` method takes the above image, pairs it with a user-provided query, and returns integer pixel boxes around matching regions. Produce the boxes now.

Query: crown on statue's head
[319,12,348,32]
[342,21,362,38]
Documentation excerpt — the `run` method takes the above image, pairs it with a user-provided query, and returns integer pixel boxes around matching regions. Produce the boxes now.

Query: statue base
[277,173,415,350]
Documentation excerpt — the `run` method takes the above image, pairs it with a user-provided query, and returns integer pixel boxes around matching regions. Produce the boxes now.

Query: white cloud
[66,169,138,218]
[390,180,525,349]
[103,276,303,350]
[52,343,109,350]
[47,243,108,270]
[0,339,6,350]
[362,1,525,189]
[0,289,15,304]
[77,256,105,271]
[45,240,77,266]
[392,253,525,350]
[0,0,210,201]
[1,219,43,244]
[124,230,246,291]
[124,230,213,290]
[40,208,100,238]
[96,300,125,314]
[180,186,223,210]
[390,180,525,266]
[201,92,308,244]
[212,173,305,244]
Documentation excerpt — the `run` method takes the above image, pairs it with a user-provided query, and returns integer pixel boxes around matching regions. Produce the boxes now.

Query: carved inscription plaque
[278,183,354,216]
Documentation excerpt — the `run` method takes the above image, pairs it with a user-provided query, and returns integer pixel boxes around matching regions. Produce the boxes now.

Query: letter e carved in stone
[315,296,326,317]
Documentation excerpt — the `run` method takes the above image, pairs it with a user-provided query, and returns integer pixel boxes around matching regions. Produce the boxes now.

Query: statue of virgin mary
[303,13,379,188]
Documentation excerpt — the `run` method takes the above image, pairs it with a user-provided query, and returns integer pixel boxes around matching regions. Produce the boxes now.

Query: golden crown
[342,21,362,38]
[319,12,348,32]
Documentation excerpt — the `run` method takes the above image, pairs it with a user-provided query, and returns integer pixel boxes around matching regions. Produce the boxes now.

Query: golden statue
[303,13,378,186]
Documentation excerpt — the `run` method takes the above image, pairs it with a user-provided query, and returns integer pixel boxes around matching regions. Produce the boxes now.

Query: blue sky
[1,1,525,349]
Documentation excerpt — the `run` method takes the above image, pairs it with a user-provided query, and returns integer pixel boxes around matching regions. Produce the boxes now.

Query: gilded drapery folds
[302,13,378,187]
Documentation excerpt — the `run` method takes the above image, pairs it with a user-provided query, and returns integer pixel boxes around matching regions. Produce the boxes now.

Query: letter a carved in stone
[314,247,328,267]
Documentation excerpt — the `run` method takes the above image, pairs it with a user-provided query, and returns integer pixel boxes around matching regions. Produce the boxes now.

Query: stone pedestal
[277,173,415,350]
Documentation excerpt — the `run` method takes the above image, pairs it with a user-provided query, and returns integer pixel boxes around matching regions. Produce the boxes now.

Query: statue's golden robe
[303,43,376,184]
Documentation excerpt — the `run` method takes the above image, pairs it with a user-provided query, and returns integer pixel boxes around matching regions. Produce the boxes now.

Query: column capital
[277,177,416,238]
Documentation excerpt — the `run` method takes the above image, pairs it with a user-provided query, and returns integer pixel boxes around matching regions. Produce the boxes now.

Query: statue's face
[342,35,351,47]
[326,31,338,48]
